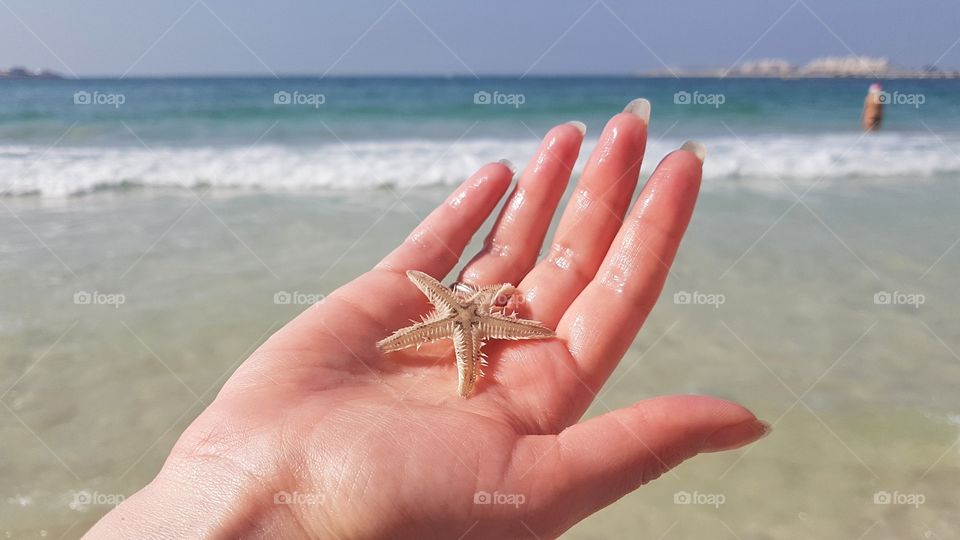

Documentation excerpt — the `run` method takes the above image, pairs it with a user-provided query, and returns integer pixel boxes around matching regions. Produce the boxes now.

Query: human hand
[86,99,768,540]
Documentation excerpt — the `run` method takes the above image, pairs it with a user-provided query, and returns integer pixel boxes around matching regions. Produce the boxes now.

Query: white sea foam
[1,132,958,197]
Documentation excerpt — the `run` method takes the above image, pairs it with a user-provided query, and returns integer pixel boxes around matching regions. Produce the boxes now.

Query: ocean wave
[1,133,958,197]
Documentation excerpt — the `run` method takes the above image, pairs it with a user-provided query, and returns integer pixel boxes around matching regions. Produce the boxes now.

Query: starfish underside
[376,270,555,397]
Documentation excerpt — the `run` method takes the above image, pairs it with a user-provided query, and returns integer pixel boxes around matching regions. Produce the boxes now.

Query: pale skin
[86,101,768,539]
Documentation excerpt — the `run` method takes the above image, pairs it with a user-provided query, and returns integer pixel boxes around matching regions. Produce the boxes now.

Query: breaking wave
[2,132,958,197]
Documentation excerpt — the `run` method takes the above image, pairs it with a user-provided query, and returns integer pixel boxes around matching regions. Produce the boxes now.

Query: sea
[1,77,958,538]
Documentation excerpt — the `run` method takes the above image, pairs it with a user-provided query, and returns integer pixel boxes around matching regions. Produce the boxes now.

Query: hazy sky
[2,0,958,77]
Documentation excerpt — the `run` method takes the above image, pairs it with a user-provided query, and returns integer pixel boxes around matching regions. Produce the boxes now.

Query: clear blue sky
[2,0,958,77]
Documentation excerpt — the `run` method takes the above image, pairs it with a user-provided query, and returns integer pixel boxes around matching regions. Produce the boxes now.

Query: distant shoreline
[637,71,960,80]
[0,68,63,80]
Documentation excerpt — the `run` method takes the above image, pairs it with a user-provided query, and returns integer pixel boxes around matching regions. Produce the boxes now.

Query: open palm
[88,101,766,540]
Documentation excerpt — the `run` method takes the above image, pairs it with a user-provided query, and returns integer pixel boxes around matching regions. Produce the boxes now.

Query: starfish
[377,270,555,397]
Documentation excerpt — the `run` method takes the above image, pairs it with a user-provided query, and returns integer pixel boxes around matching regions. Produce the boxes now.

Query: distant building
[799,56,890,76]
[732,59,795,76]
[718,56,900,78]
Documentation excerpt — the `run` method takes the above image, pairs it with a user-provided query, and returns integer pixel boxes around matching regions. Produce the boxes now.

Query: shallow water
[2,173,958,537]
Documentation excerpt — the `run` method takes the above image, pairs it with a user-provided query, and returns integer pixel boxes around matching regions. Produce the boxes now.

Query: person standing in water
[862,82,884,131]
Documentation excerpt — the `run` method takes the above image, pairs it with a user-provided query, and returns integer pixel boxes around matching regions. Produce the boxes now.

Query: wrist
[84,456,309,539]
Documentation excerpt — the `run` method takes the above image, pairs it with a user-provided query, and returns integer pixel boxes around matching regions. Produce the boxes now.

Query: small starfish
[377,270,555,397]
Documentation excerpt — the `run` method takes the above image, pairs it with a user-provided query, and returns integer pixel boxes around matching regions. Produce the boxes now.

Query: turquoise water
[1,77,959,538]
[3,77,960,142]
[2,77,960,196]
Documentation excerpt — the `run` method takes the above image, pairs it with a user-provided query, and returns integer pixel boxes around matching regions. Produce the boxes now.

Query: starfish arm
[376,317,455,353]
[453,324,484,397]
[477,312,555,341]
[406,270,459,316]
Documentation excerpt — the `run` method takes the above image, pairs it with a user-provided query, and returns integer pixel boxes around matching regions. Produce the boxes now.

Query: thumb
[510,395,768,536]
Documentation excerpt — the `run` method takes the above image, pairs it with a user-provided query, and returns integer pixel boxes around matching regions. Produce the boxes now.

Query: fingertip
[680,140,706,163]
[497,158,518,176]
[470,161,516,191]
[622,149,702,239]
[520,123,585,183]
[542,122,587,151]
[565,120,587,136]
[623,97,651,124]
[582,112,648,175]
[702,419,771,452]
[607,111,649,135]
[593,112,649,163]
[443,162,514,216]
[648,148,704,194]
[666,146,705,170]
[643,395,766,453]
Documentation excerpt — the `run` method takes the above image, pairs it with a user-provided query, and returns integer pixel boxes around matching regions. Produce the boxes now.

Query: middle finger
[457,121,585,287]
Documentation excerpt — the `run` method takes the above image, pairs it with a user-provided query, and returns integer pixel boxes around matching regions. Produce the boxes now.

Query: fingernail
[623,98,651,124]
[680,140,707,163]
[498,158,517,175]
[566,120,587,135]
[702,419,770,452]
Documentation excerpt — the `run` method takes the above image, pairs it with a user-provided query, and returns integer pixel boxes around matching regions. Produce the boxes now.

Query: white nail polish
[623,98,651,124]
[498,158,517,175]
[681,140,706,163]
[566,120,587,135]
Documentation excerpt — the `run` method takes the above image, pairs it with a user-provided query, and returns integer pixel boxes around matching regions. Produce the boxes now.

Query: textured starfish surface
[377,270,555,397]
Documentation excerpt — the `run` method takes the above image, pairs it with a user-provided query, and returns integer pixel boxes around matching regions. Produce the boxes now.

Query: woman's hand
[86,99,767,540]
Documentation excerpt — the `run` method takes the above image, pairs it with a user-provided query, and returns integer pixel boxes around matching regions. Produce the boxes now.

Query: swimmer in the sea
[862,82,884,132]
